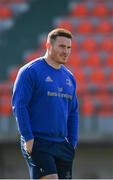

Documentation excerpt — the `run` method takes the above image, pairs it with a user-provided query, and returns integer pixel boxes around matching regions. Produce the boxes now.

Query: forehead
[55,36,72,46]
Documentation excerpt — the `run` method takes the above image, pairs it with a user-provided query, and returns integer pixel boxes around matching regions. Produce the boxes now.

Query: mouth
[62,56,68,60]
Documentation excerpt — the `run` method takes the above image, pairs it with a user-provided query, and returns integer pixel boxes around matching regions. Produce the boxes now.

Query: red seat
[77,82,88,95]
[0,6,13,19]
[8,66,19,82]
[72,41,78,51]
[0,81,11,96]
[56,19,73,32]
[86,53,101,67]
[70,4,88,16]
[100,38,113,52]
[68,53,82,67]
[96,21,112,33]
[90,70,105,83]
[81,96,94,116]
[107,53,113,66]
[0,94,11,116]
[76,21,93,34]
[109,71,113,81]
[74,69,86,83]
[94,93,113,116]
[92,4,108,16]
[80,38,97,52]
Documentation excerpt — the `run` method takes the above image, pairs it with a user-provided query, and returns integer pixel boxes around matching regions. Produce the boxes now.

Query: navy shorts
[21,138,75,179]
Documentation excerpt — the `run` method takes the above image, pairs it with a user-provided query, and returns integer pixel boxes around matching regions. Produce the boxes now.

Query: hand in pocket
[24,138,34,154]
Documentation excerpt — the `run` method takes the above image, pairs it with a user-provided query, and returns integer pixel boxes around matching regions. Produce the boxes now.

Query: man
[12,28,78,179]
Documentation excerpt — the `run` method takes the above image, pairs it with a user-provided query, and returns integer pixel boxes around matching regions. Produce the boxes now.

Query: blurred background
[0,0,113,178]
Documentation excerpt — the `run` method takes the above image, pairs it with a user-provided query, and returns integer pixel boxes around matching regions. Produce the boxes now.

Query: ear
[46,42,51,49]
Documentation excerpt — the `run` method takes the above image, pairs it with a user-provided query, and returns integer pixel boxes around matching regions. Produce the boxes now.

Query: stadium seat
[74,69,86,83]
[93,93,113,116]
[100,38,113,52]
[90,70,105,83]
[86,53,101,67]
[76,21,93,34]
[85,92,113,116]
[1,0,112,121]
[76,82,87,94]
[70,3,88,16]
[80,38,97,52]
[0,94,11,116]
[0,0,30,33]
[81,96,94,116]
[68,53,82,67]
[0,81,11,96]
[56,19,73,32]
[107,53,113,66]
[92,4,108,16]
[0,6,13,19]
[96,21,112,33]
[7,66,19,82]
[85,82,100,94]
[8,0,31,15]
[109,71,113,81]
[72,40,78,51]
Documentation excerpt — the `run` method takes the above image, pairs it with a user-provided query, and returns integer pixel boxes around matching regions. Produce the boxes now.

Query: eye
[59,45,65,48]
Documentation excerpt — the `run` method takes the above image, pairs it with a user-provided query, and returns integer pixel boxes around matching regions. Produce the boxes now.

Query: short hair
[47,28,72,44]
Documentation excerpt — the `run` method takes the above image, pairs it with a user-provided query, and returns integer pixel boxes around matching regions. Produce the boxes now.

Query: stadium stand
[0,0,32,116]
[0,0,70,139]
[0,0,30,32]
[0,0,113,179]
[0,0,113,135]
[59,0,113,121]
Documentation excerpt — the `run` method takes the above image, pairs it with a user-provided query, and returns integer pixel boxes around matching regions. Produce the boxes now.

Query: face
[49,36,72,65]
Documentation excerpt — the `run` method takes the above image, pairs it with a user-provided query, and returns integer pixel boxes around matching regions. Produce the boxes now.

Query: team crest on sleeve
[66,78,72,87]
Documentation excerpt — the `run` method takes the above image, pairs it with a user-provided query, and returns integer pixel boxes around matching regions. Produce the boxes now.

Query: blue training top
[12,57,78,147]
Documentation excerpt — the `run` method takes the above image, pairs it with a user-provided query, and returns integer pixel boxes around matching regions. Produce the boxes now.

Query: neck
[44,52,61,69]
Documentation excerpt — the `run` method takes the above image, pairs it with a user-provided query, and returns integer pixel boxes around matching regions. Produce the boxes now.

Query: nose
[63,47,69,54]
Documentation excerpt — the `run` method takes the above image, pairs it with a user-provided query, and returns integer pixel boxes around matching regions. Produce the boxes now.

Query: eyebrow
[59,44,71,48]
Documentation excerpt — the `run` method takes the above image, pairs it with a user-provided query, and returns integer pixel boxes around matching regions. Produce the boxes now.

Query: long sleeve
[67,81,79,148]
[12,67,35,141]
